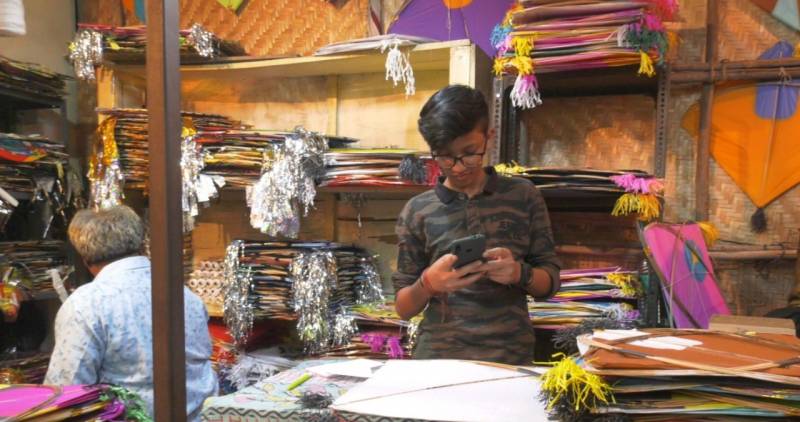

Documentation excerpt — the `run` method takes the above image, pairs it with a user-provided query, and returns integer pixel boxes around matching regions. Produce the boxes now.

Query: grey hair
[68,205,144,265]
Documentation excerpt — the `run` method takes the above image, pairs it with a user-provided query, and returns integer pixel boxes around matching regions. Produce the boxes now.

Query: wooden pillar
[146,0,187,420]
[695,0,718,221]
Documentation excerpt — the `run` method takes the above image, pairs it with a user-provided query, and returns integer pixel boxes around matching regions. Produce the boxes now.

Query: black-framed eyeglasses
[432,144,487,169]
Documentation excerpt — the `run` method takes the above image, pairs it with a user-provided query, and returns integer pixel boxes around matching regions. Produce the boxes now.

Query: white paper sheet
[332,360,548,422]
[306,359,384,379]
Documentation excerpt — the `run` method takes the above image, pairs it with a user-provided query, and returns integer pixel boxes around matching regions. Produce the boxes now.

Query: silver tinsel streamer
[247,128,327,238]
[181,134,204,232]
[223,240,254,347]
[69,29,104,81]
[186,23,215,58]
[356,257,385,305]
[291,251,338,354]
[0,188,17,232]
[89,160,124,209]
[407,318,420,352]
[180,135,224,232]
[331,311,357,347]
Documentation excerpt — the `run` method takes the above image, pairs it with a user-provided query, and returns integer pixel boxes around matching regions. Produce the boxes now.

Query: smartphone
[447,234,486,269]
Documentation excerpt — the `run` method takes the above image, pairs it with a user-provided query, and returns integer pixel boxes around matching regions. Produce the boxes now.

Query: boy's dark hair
[417,85,489,153]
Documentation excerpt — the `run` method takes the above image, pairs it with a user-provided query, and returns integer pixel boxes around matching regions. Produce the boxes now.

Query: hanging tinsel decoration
[186,23,215,58]
[247,128,327,238]
[380,36,416,96]
[355,257,384,305]
[291,251,338,354]
[88,116,124,209]
[180,124,224,232]
[69,28,104,82]
[223,240,254,347]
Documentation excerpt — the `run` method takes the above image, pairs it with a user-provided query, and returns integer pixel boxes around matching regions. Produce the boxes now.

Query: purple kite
[388,0,516,57]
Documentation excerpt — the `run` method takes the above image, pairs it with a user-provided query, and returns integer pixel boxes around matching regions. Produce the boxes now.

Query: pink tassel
[643,13,664,31]
[611,173,664,194]
[510,74,542,109]
[361,334,387,353]
[386,336,404,359]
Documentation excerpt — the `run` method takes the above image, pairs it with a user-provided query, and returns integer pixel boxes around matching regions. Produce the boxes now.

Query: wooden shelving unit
[96,40,491,315]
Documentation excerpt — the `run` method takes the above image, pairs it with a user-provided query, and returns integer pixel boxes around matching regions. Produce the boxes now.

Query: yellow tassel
[612,193,661,221]
[512,36,534,58]
[493,57,509,76]
[539,354,614,412]
[494,162,527,176]
[795,42,800,58]
[696,221,719,247]
[638,50,656,77]
[511,55,534,75]
[607,273,638,297]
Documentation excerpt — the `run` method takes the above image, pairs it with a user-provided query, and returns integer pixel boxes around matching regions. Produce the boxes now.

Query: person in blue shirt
[45,205,217,421]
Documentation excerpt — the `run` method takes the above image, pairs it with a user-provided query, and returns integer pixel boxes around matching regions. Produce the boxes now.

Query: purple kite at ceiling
[388,0,516,58]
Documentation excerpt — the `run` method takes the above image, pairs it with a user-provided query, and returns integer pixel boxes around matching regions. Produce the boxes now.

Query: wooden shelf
[0,85,63,110]
[110,40,473,82]
[318,185,431,195]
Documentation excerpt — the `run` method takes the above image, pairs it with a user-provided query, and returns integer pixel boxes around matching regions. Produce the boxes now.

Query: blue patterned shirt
[44,256,218,421]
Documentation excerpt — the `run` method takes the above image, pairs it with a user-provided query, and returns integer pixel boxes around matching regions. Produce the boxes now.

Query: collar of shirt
[434,166,499,204]
[94,255,151,283]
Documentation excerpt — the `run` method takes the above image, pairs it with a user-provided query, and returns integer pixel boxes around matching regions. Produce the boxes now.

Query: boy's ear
[487,127,497,143]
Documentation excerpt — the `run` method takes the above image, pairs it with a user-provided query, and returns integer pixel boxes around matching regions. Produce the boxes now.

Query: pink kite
[641,222,730,328]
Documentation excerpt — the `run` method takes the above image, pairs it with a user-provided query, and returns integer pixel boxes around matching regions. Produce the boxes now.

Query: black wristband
[518,262,532,291]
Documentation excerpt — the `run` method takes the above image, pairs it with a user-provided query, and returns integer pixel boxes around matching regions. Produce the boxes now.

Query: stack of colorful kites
[0,352,50,384]
[529,267,640,335]
[540,328,800,420]
[222,240,385,355]
[0,240,71,298]
[69,23,246,81]
[321,302,418,360]
[0,55,67,100]
[0,384,149,421]
[495,164,663,219]
[492,0,678,108]
[321,149,439,188]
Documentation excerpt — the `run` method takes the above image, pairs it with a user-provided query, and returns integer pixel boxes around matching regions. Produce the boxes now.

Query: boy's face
[433,126,493,191]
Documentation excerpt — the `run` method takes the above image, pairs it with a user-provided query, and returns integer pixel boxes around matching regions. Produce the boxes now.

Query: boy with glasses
[392,85,561,364]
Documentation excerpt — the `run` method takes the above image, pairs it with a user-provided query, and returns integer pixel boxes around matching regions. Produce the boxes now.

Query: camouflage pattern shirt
[392,167,561,365]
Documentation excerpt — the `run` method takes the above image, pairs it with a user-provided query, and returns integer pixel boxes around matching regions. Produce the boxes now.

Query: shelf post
[146,0,187,420]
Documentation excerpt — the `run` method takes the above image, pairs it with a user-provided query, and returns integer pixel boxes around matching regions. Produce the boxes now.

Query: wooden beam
[672,58,800,72]
[695,0,718,222]
[672,68,800,83]
[556,244,797,261]
[146,1,187,421]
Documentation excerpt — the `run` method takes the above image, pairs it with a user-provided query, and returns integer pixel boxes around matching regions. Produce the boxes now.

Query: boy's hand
[425,253,485,293]
[481,248,521,285]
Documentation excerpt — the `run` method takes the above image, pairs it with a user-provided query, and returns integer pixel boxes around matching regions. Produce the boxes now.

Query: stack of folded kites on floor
[0,240,71,296]
[540,328,800,421]
[529,267,640,332]
[223,240,385,355]
[320,302,417,359]
[0,352,50,384]
[0,384,148,420]
[0,55,67,100]
[321,148,439,188]
[69,24,246,80]
[491,0,677,108]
